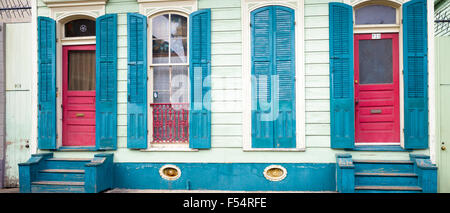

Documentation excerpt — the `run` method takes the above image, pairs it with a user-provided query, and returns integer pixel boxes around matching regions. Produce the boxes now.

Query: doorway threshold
[348,145,412,152]
[57,146,96,152]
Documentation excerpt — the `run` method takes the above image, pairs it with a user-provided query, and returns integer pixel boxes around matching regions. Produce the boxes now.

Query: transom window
[150,12,189,144]
[355,4,396,25]
[64,19,96,37]
[152,13,188,64]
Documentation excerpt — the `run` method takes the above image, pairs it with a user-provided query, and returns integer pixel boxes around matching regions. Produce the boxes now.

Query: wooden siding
[4,23,32,187]
[198,0,243,148]
[305,0,336,148]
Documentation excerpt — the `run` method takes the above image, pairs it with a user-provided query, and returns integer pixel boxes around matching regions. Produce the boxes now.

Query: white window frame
[242,0,305,151]
[138,0,197,151]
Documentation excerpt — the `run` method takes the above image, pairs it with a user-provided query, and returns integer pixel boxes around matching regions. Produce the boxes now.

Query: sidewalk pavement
[0,188,19,193]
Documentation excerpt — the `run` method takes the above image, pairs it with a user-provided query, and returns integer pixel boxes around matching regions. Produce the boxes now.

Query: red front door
[62,45,96,146]
[354,33,400,143]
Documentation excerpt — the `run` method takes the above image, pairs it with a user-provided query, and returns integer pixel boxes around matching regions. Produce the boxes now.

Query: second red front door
[354,33,400,143]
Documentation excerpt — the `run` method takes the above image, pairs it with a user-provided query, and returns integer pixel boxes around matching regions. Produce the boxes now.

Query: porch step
[337,154,436,193]
[355,172,418,186]
[37,169,85,182]
[32,181,84,186]
[355,185,422,193]
[20,153,114,193]
[32,158,91,192]
[45,158,92,170]
[353,160,414,173]
[46,158,92,161]
[353,160,414,164]
[40,169,85,173]
[31,181,85,193]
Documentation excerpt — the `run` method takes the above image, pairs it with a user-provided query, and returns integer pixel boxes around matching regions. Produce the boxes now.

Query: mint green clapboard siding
[34,0,430,163]
[304,0,335,148]
[199,0,243,149]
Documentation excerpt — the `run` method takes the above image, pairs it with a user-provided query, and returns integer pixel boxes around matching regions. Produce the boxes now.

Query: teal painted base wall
[113,163,336,191]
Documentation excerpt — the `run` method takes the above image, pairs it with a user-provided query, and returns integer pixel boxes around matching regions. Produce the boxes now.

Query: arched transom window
[355,4,397,25]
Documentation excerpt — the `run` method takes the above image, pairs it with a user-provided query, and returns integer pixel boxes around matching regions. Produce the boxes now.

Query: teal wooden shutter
[273,6,296,148]
[37,16,57,150]
[251,6,296,148]
[96,14,118,150]
[251,6,274,148]
[127,13,147,149]
[329,3,354,149]
[403,0,428,149]
[189,9,211,149]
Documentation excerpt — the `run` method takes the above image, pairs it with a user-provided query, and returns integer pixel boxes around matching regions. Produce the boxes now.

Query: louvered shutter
[127,13,147,149]
[96,14,118,150]
[273,6,296,148]
[403,0,428,149]
[251,6,296,148]
[37,16,57,150]
[251,6,274,148]
[329,3,355,149]
[189,9,211,149]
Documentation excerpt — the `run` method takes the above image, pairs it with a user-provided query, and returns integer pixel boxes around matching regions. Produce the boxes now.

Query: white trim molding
[427,0,436,164]
[31,0,38,154]
[138,0,197,17]
[42,0,108,8]
[241,0,306,151]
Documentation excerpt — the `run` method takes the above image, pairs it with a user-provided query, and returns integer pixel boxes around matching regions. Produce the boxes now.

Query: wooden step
[32,181,84,186]
[39,169,85,174]
[355,185,422,191]
[353,160,413,164]
[355,172,417,177]
[46,158,92,162]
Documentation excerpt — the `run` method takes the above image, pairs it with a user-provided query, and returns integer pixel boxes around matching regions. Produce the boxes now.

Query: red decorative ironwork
[151,103,189,143]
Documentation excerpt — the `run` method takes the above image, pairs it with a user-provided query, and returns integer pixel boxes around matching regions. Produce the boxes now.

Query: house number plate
[372,33,381,39]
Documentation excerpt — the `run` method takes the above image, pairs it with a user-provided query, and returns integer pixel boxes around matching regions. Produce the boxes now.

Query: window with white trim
[149,12,189,144]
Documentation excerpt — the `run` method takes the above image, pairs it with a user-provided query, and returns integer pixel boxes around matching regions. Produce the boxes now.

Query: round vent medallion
[263,165,287,181]
[159,165,181,180]
[80,24,88,33]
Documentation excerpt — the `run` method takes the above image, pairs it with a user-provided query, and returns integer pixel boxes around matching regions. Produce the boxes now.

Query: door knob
[442,146,447,151]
